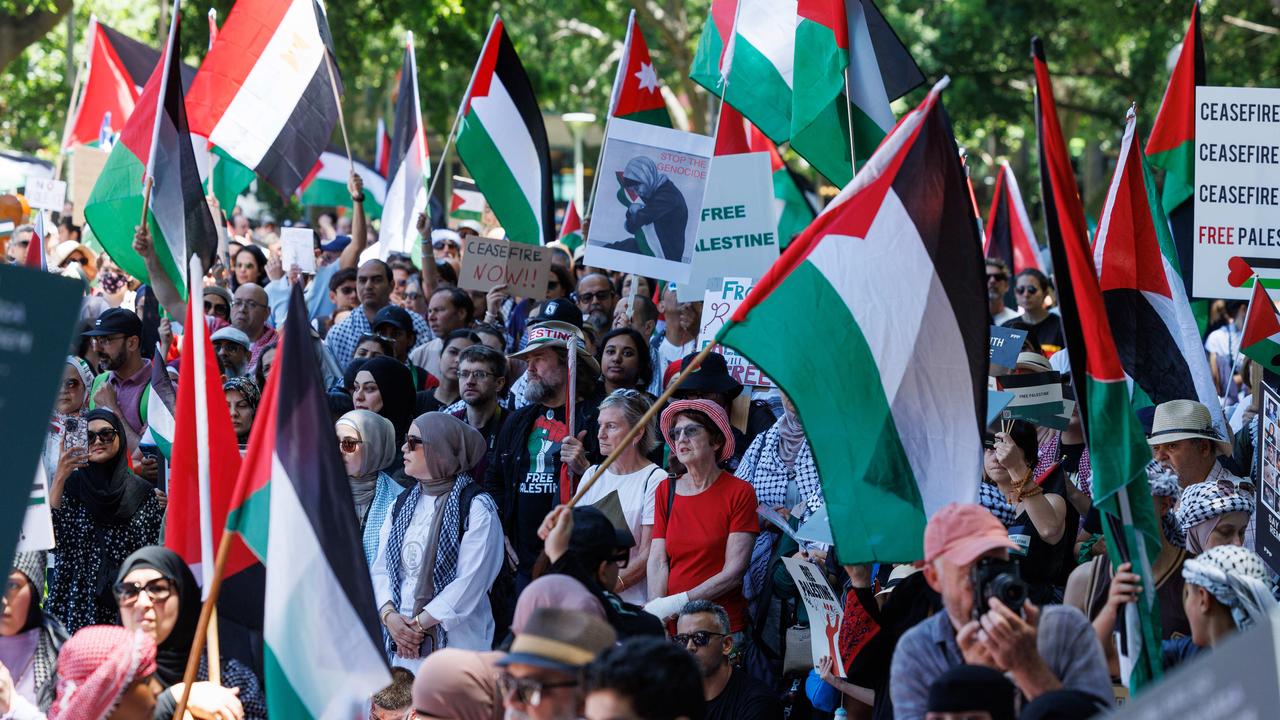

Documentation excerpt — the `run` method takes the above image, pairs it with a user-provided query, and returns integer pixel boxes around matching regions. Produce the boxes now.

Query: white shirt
[370,490,504,671]
[652,336,696,394]
[992,306,1021,325]
[408,336,445,378]
[577,462,665,604]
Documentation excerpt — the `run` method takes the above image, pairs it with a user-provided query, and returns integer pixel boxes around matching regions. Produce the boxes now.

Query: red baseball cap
[924,503,1018,565]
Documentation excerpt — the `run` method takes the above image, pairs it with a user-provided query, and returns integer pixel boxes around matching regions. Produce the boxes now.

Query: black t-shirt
[514,406,570,576]
[1007,466,1079,602]
[1001,313,1066,357]
[705,668,782,720]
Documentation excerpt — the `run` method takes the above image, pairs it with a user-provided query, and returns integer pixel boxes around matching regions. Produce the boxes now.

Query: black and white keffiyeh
[979,480,1017,527]
[1182,544,1278,630]
[1176,479,1255,534]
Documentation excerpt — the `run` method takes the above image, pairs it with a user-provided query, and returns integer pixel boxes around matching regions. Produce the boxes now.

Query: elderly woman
[47,409,163,633]
[371,413,504,670]
[1175,478,1254,554]
[336,409,406,566]
[223,377,260,448]
[115,547,263,720]
[0,553,65,712]
[42,357,94,480]
[645,400,757,638]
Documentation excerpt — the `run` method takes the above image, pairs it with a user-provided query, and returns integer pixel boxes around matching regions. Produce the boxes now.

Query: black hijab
[65,409,152,525]
[359,356,416,442]
[115,546,200,687]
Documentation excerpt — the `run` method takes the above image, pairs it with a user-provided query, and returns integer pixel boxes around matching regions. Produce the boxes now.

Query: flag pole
[54,14,94,182]
[1222,277,1257,410]
[424,14,500,206]
[569,341,719,505]
[584,10,635,227]
[323,51,354,174]
[173,506,236,719]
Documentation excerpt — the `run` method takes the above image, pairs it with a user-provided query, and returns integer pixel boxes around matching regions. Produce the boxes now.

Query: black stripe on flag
[495,29,555,245]
[859,0,926,102]
[1102,288,1198,402]
[254,61,339,199]
[386,46,418,183]
[987,182,1014,270]
[99,22,198,92]
[889,97,989,440]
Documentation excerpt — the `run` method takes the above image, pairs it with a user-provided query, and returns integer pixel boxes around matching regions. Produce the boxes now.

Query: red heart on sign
[1228,256,1254,288]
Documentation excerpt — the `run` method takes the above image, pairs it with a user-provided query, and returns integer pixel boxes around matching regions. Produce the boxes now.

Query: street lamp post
[561,112,596,214]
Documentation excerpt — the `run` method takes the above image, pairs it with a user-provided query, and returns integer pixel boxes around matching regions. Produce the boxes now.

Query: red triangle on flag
[67,22,140,148]
[559,200,582,239]
[1243,279,1280,348]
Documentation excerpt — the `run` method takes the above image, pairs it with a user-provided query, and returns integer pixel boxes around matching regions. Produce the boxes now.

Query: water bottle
[834,708,848,719]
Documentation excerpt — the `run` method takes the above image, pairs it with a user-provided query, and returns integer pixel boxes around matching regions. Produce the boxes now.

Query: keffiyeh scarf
[1182,544,1278,631]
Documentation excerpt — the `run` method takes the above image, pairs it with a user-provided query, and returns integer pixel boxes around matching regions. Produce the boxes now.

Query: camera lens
[991,574,1027,610]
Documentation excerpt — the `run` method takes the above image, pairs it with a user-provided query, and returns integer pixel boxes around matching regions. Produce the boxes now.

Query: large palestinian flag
[298,150,386,218]
[186,0,342,199]
[745,123,815,249]
[609,11,672,127]
[1094,106,1224,434]
[1241,280,1280,374]
[456,17,554,246]
[83,14,217,297]
[377,34,430,259]
[226,284,390,716]
[984,161,1044,274]
[65,21,140,148]
[717,79,987,562]
[1033,38,1163,693]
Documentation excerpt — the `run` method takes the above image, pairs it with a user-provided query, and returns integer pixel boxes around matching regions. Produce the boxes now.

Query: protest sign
[586,118,713,283]
[18,462,54,552]
[697,277,773,388]
[1256,378,1280,573]
[280,227,317,275]
[795,505,834,546]
[459,234,551,300]
[678,151,779,301]
[987,389,1015,426]
[1192,86,1280,300]
[997,370,1065,423]
[0,265,83,567]
[25,177,67,212]
[989,325,1028,368]
[69,145,110,226]
[781,557,845,675]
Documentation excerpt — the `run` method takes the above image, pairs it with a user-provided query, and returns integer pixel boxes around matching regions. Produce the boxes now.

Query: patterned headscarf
[1176,479,1255,553]
[222,376,261,410]
[65,356,94,405]
[49,626,157,720]
[1182,545,1278,631]
[1146,461,1182,499]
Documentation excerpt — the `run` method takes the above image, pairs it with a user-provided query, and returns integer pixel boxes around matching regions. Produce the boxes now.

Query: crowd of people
[2,177,1278,720]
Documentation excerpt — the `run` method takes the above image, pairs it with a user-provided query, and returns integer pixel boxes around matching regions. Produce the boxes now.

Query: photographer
[888,504,1109,720]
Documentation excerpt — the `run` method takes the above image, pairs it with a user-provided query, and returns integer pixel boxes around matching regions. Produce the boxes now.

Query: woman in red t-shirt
[645,399,758,633]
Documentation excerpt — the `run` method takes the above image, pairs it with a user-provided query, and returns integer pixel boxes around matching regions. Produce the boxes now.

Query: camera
[970,557,1028,620]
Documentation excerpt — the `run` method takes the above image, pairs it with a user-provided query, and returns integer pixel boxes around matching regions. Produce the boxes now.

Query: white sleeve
[425,498,504,629]
[641,467,662,525]
[369,508,395,611]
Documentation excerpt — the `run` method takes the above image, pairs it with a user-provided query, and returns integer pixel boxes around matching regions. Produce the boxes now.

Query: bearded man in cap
[82,308,151,454]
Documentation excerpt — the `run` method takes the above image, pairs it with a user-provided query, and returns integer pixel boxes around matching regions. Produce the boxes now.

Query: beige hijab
[336,410,396,479]
[409,412,487,491]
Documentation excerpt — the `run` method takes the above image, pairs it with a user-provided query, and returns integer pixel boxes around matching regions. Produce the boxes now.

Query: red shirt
[654,472,758,631]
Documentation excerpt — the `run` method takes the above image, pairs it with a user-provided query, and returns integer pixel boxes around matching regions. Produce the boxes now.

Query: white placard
[697,277,774,388]
[25,177,67,212]
[781,557,845,675]
[280,227,317,275]
[1193,85,1280,300]
[17,462,55,552]
[679,151,780,302]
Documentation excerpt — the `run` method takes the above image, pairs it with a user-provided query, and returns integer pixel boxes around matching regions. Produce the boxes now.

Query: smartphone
[137,443,166,492]
[63,417,87,452]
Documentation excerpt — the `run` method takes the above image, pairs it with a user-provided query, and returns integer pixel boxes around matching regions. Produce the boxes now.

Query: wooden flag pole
[569,341,718,506]
[323,51,354,174]
[139,176,154,226]
[173,519,235,719]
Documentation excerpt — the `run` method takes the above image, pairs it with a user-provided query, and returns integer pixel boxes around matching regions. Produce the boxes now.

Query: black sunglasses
[204,300,230,318]
[673,630,726,648]
[86,428,118,446]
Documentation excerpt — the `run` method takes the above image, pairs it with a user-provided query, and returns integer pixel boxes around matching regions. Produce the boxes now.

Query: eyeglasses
[457,370,494,382]
[405,436,424,452]
[578,290,615,304]
[231,298,265,310]
[496,672,577,707]
[86,428,118,446]
[673,630,726,648]
[986,273,1008,282]
[1014,285,1040,295]
[339,438,363,454]
[113,578,174,605]
[669,425,705,441]
[204,300,230,318]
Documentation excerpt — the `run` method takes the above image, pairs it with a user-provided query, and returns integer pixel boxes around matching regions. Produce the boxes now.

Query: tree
[0,0,73,72]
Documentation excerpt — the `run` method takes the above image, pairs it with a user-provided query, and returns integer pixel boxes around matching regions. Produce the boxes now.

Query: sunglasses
[673,630,726,648]
[986,273,1008,282]
[431,240,460,250]
[204,300,230,318]
[497,673,577,707]
[339,438,363,454]
[1015,285,1040,295]
[86,428,118,446]
[113,578,174,606]
[1217,477,1257,496]
[577,289,615,304]
[669,425,705,441]
[405,436,424,452]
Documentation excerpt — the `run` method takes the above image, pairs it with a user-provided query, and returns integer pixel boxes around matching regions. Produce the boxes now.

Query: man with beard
[487,318,603,591]
[326,259,432,368]
[674,601,780,719]
[83,309,157,482]
[576,273,617,336]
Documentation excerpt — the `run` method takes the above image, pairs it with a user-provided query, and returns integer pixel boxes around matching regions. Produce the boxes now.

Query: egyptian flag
[985,161,1044,274]
[610,11,672,127]
[83,11,218,298]
[1242,280,1280,374]
[1033,38,1163,693]
[226,284,390,715]
[559,201,584,254]
[456,16,553,246]
[377,35,430,259]
[186,0,342,199]
[1094,106,1225,434]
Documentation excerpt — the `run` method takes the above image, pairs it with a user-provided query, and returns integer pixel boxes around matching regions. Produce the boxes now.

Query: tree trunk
[0,0,75,73]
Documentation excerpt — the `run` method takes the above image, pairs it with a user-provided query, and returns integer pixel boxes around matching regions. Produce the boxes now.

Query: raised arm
[133,225,187,320]
[341,172,368,270]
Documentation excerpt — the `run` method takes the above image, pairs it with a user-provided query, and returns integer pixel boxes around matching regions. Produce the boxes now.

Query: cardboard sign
[1256,380,1280,573]
[697,277,774,388]
[25,177,67,212]
[459,235,551,300]
[679,151,779,301]
[1193,86,1280,300]
[585,118,714,283]
[280,227,317,274]
[781,557,845,675]
[69,145,110,226]
[998,371,1065,423]
[0,266,84,568]
[18,462,54,552]
[989,325,1028,368]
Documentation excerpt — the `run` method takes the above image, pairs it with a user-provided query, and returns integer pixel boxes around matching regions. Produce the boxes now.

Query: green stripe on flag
[457,111,542,246]
[1147,140,1195,216]
[618,107,673,128]
[227,483,271,560]
[209,146,256,214]
[724,40,794,142]
[264,646,314,718]
[790,98,854,187]
[792,19,846,136]
[689,21,725,97]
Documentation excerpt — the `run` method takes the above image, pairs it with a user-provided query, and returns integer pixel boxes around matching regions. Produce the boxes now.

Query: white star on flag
[634,62,659,93]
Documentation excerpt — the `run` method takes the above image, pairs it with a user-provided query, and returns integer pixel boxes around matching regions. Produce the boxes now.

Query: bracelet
[351,193,365,202]
[380,606,395,624]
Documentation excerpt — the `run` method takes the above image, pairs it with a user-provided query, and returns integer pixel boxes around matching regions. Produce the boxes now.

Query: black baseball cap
[531,297,583,329]
[82,308,142,338]
[372,305,414,334]
[571,506,635,555]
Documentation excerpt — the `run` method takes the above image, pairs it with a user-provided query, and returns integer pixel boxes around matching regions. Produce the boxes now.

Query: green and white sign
[680,151,780,301]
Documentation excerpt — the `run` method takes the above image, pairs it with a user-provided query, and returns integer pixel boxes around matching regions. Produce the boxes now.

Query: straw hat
[1147,399,1232,457]
[1014,352,1052,373]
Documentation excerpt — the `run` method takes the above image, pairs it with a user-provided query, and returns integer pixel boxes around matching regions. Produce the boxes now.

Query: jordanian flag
[140,344,176,458]
[456,17,554,246]
[227,284,390,716]
[559,200,584,254]
[717,79,988,562]
[83,14,217,298]
[985,161,1044,274]
[1241,280,1280,374]
[1094,106,1225,435]
[609,11,672,127]
[1146,1,1207,333]
[1034,38,1163,692]
[745,123,815,249]
[450,176,485,221]
[186,0,341,199]
[377,34,430,259]
[299,151,386,218]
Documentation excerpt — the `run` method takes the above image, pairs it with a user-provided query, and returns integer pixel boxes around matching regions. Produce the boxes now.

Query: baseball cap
[530,297,583,329]
[82,307,143,338]
[211,326,252,351]
[372,305,415,334]
[923,503,1018,565]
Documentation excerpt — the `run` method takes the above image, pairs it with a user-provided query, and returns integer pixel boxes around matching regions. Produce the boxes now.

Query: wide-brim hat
[509,320,601,375]
[52,240,97,268]
[1147,399,1233,457]
[672,350,742,398]
[495,607,616,673]
[1014,352,1052,373]
[660,398,736,462]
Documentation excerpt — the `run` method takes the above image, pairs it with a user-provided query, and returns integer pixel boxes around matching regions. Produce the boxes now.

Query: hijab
[65,409,153,525]
[49,625,157,720]
[361,356,416,442]
[409,412,487,492]
[337,410,396,516]
[413,649,504,720]
[622,156,664,199]
[775,405,806,467]
[115,546,200,687]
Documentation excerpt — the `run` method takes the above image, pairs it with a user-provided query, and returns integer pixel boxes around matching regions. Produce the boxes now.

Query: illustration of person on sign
[615,156,689,263]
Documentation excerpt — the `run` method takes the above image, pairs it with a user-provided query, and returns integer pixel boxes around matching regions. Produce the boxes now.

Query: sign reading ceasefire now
[459,235,552,300]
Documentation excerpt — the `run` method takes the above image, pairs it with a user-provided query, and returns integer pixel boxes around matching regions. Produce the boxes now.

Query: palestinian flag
[377,35,430,259]
[1241,280,1280,374]
[609,11,672,127]
[450,176,485,221]
[456,17,554,246]
[207,145,257,213]
[1145,1,1206,331]
[984,161,1044,274]
[226,284,390,716]
[298,151,386,219]
[375,118,391,177]
[717,79,988,562]
[1033,38,1163,693]
[140,344,176,458]
[186,0,342,199]
[559,201,584,254]
[65,20,140,148]
[746,123,815,249]
[1094,106,1225,435]
[83,15,218,299]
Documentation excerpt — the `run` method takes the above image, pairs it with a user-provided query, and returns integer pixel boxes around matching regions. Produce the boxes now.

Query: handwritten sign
[697,277,774,388]
[25,177,67,212]
[782,557,845,675]
[459,235,551,300]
